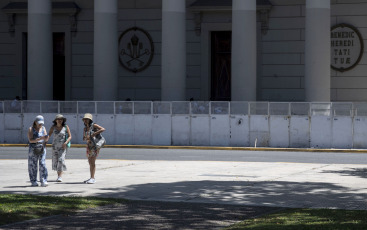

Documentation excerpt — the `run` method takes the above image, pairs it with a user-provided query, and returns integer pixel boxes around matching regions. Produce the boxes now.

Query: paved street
[1,147,367,229]
[1,147,367,209]
[2,146,367,164]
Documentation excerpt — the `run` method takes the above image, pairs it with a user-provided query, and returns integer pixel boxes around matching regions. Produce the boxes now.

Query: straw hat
[82,113,93,122]
[53,114,66,123]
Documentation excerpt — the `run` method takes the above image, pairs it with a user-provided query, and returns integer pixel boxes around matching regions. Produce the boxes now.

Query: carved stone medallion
[119,27,154,73]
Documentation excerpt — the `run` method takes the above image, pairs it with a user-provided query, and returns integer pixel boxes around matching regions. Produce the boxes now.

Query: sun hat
[35,115,44,125]
[53,114,66,123]
[82,113,93,122]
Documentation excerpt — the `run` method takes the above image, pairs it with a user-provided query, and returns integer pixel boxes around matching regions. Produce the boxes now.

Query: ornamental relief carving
[119,27,154,73]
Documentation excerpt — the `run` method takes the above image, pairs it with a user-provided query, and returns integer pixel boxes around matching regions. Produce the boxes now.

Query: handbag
[30,126,45,155]
[32,143,44,155]
[90,131,106,150]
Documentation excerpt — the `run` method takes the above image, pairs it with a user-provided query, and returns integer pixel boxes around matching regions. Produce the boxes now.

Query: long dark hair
[53,120,66,127]
[83,119,93,127]
[32,121,39,129]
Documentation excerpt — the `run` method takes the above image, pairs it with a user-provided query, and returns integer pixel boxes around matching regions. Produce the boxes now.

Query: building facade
[0,0,366,102]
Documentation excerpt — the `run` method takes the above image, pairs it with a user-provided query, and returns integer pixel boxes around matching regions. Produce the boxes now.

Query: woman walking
[47,114,71,182]
[82,113,105,184]
[27,115,48,187]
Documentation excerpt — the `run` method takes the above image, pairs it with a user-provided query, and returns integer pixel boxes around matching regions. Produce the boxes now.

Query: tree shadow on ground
[95,180,367,210]
[322,167,367,179]
[2,180,367,229]
[3,180,367,209]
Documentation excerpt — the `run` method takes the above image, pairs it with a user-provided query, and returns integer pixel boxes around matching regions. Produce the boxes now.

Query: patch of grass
[0,194,126,226]
[225,208,367,230]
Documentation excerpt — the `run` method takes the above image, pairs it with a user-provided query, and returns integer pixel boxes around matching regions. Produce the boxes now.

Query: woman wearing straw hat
[82,113,105,184]
[47,114,72,182]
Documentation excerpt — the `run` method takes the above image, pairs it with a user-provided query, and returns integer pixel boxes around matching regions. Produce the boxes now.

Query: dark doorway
[53,33,65,100]
[23,33,66,100]
[211,31,231,101]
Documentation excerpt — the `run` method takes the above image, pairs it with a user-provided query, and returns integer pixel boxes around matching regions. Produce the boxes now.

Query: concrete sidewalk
[1,158,367,210]
[3,143,367,153]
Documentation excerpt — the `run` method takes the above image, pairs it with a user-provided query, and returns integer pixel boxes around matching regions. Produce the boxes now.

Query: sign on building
[331,24,364,72]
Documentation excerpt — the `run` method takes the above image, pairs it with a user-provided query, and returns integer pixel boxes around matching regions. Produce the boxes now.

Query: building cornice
[189,0,272,35]
[2,2,81,33]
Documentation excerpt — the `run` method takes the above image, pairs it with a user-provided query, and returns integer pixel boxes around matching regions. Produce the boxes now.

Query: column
[231,0,257,101]
[94,0,118,100]
[161,0,186,101]
[305,0,330,102]
[28,0,53,100]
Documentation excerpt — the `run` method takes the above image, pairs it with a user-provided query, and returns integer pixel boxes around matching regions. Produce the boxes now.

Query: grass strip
[225,208,367,230]
[0,194,126,226]
[3,194,367,229]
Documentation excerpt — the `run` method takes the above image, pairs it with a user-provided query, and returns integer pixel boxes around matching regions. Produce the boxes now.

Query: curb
[1,144,367,153]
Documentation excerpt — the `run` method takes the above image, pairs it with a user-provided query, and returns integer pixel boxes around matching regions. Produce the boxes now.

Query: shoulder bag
[90,129,106,150]
[32,143,45,155]
[31,126,45,155]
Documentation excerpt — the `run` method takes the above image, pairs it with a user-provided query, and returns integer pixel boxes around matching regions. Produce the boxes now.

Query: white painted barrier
[250,115,269,147]
[134,115,152,145]
[191,115,210,146]
[353,117,367,149]
[2,101,367,149]
[289,116,310,148]
[0,114,4,143]
[229,115,249,147]
[210,115,230,146]
[332,116,353,149]
[115,115,134,145]
[270,116,289,148]
[152,115,171,146]
[172,115,190,146]
[4,113,22,144]
[310,116,332,148]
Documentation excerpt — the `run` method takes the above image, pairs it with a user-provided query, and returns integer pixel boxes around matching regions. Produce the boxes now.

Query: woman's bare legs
[88,156,96,178]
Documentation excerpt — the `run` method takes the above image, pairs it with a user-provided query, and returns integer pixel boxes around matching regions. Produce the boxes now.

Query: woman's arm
[43,127,48,145]
[27,127,35,143]
[46,126,54,143]
[91,123,105,137]
[65,125,72,144]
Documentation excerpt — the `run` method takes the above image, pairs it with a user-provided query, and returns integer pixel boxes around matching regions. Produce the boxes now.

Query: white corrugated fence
[1,100,367,149]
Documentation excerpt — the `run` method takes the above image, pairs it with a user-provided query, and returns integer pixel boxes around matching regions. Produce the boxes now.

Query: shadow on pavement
[322,167,367,179]
[2,179,367,229]
[92,180,367,210]
[3,180,367,209]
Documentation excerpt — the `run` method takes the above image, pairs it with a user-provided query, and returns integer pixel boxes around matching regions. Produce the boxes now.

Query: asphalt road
[2,146,367,229]
[1,146,366,164]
